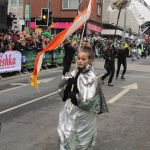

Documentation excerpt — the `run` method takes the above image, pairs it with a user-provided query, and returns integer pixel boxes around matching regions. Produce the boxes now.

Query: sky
[144,0,150,5]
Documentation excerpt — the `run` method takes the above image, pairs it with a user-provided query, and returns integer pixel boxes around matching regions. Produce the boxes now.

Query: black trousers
[63,61,72,75]
[141,52,146,58]
[102,66,115,83]
[116,60,127,77]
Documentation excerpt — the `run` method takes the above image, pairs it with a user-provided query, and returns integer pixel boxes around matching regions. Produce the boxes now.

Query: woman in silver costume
[58,43,108,150]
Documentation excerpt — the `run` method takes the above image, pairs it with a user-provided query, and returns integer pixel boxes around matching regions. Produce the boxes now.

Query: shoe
[121,76,125,79]
[108,83,114,86]
[100,77,104,84]
[116,76,118,79]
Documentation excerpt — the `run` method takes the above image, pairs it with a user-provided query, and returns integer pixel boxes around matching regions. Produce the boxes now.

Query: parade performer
[101,43,118,86]
[116,43,126,79]
[58,43,108,150]
[62,42,76,78]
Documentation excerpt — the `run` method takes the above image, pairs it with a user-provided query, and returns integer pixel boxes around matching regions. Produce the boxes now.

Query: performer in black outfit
[62,42,76,78]
[116,43,126,79]
[101,43,118,86]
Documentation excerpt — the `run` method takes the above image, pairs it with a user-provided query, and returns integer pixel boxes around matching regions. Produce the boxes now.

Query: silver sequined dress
[58,65,108,150]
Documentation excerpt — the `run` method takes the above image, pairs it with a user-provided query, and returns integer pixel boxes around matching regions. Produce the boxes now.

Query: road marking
[39,77,55,83]
[125,75,150,78]
[0,67,62,81]
[113,103,150,109]
[10,83,29,86]
[0,91,58,115]
[107,83,138,104]
[0,77,55,94]
[0,85,29,94]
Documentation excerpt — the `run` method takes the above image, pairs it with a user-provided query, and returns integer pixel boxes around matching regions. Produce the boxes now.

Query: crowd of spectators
[0,30,52,53]
[1,28,150,58]
[0,29,110,57]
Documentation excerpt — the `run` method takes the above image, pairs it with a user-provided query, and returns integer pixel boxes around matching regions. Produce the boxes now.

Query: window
[19,0,23,8]
[97,4,101,16]
[11,0,17,8]
[62,0,78,9]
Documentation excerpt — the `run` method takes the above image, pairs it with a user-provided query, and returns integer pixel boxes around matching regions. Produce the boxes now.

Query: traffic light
[48,11,53,26]
[129,28,132,37]
[41,8,49,26]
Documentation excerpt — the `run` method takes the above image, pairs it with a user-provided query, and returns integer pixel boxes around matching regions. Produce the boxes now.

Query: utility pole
[48,0,51,33]
[122,7,127,44]
[49,0,51,11]
[28,0,31,32]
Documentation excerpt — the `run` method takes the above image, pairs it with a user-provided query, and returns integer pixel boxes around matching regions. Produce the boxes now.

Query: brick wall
[24,0,48,18]
[23,0,103,25]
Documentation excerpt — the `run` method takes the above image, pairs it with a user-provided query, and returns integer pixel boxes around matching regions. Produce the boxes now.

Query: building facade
[7,0,24,31]
[50,0,103,37]
[23,0,103,36]
[102,0,140,40]
[0,0,8,31]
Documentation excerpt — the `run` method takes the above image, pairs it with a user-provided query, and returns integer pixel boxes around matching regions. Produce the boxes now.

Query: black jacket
[14,41,25,52]
[103,48,118,68]
[7,15,14,26]
[63,43,76,63]
[117,49,126,62]
[0,44,6,53]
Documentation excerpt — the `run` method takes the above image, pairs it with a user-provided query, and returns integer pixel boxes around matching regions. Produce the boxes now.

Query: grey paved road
[0,57,150,150]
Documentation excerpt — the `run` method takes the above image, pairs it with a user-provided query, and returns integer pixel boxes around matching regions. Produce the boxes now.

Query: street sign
[25,4,30,21]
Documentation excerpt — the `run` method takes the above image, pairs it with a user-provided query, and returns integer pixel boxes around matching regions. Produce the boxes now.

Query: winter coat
[103,48,118,69]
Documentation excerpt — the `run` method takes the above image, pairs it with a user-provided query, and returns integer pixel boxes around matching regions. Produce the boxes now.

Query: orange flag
[30,0,94,91]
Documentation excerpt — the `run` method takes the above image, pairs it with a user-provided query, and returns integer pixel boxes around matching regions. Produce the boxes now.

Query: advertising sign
[0,51,22,73]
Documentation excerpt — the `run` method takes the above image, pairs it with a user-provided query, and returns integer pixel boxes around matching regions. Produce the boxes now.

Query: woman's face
[77,52,91,68]
[120,44,124,49]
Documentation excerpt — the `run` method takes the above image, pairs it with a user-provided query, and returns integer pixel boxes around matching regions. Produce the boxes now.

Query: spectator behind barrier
[0,39,6,53]
[14,35,26,53]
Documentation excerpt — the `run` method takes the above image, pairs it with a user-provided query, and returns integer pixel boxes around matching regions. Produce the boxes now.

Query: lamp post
[122,7,127,43]
[28,0,31,32]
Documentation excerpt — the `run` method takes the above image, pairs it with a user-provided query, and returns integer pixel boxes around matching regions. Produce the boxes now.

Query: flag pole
[67,21,87,109]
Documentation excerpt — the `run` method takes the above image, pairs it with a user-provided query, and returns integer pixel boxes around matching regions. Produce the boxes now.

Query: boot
[108,83,114,86]
[121,75,125,79]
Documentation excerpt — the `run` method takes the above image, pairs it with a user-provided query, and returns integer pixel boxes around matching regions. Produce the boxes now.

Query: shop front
[50,22,76,35]
[87,23,101,37]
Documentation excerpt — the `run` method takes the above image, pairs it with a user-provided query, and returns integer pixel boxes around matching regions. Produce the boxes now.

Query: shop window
[11,0,17,8]
[97,4,101,16]
[62,0,78,9]
[19,0,23,8]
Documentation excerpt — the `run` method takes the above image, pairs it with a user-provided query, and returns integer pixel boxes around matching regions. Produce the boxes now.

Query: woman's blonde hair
[7,44,12,50]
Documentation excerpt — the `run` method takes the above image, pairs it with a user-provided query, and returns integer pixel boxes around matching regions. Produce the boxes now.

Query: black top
[63,43,76,63]
[103,48,118,67]
[117,49,126,61]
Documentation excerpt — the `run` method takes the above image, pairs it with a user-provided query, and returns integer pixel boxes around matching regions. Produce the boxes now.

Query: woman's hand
[67,91,78,106]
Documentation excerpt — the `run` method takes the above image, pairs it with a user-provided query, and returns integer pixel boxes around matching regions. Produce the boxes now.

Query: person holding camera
[7,12,15,31]
[101,43,118,86]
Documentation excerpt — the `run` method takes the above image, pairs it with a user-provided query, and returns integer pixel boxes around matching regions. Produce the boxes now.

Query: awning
[101,29,135,39]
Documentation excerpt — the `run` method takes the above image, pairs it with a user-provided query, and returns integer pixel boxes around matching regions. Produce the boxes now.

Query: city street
[0,57,150,150]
